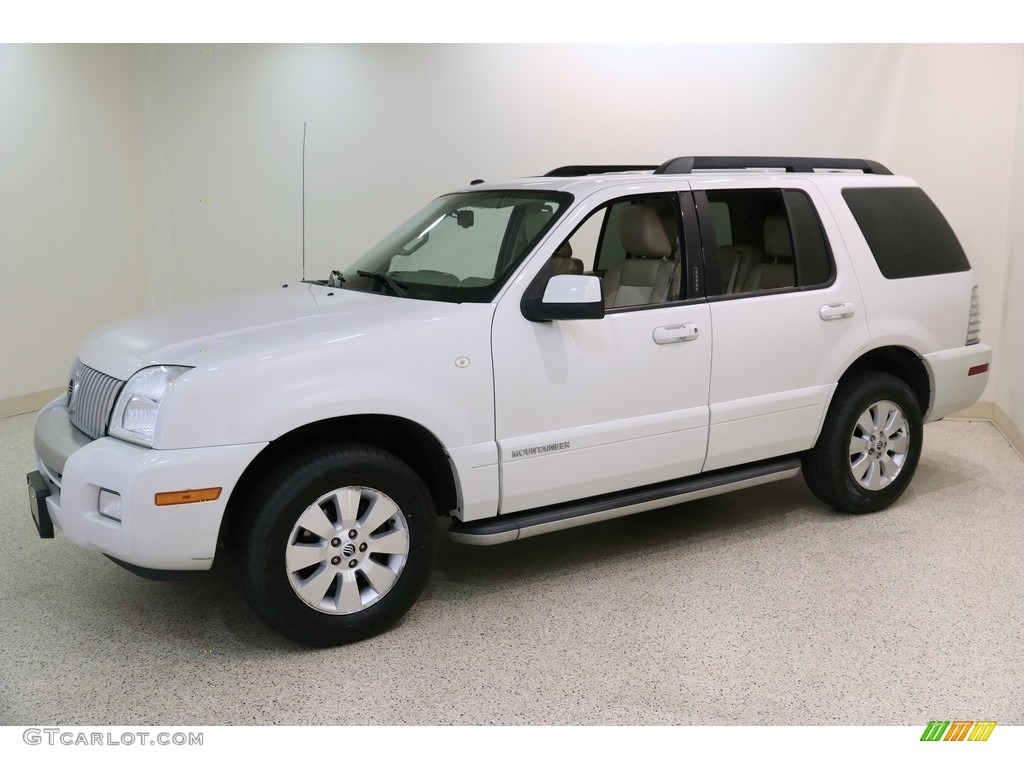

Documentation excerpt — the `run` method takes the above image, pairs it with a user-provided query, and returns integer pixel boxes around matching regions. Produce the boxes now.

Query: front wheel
[803,372,923,513]
[238,442,437,647]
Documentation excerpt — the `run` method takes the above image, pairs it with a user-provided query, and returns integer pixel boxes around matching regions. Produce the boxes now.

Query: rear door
[689,178,871,471]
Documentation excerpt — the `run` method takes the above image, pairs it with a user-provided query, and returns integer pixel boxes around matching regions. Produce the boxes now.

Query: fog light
[98,489,122,522]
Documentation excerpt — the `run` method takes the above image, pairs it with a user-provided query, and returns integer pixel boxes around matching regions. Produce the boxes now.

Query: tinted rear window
[842,187,970,279]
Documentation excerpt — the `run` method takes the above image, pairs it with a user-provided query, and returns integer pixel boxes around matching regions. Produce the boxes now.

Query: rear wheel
[803,372,923,513]
[238,442,437,646]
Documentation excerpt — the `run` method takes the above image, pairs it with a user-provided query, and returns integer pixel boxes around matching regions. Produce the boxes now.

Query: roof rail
[544,164,658,177]
[654,156,892,175]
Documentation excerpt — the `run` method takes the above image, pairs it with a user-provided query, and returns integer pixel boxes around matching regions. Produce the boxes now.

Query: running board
[449,456,802,545]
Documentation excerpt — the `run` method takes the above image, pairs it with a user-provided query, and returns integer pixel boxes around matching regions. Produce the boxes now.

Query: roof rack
[654,156,892,175]
[544,164,658,177]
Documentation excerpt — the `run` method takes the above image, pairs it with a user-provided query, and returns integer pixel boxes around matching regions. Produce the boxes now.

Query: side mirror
[523,274,605,322]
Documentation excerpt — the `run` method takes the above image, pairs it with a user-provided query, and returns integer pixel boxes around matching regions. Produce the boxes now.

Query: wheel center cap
[341,542,357,558]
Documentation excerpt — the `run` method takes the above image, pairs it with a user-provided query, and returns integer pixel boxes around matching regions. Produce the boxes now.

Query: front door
[491,190,712,514]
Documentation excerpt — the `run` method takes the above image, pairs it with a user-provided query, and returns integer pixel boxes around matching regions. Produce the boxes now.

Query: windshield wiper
[357,270,408,297]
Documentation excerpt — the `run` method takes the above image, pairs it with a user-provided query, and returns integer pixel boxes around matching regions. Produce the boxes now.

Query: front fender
[152,303,497,454]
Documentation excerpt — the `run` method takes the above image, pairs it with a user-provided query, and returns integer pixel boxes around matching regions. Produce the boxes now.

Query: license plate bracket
[27,470,54,539]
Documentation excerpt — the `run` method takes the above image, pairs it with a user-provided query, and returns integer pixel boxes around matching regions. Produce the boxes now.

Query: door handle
[653,323,700,344]
[819,302,855,321]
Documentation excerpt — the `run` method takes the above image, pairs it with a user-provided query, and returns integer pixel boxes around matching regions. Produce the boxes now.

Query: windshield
[340,190,572,302]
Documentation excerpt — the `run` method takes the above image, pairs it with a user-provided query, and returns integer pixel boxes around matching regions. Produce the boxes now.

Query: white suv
[28,156,992,646]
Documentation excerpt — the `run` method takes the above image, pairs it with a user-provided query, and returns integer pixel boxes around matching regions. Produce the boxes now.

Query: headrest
[764,214,793,258]
[619,205,672,258]
[552,254,584,275]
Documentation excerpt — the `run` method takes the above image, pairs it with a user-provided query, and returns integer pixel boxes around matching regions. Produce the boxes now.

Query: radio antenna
[301,121,307,281]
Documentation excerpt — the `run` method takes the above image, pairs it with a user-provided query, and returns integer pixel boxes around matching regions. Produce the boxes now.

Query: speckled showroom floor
[0,412,1021,725]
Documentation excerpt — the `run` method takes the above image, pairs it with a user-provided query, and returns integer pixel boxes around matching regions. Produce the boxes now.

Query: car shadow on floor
[62,465,940,656]
[432,476,827,594]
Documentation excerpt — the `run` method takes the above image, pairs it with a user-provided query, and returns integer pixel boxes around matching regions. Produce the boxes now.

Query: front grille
[67,362,125,440]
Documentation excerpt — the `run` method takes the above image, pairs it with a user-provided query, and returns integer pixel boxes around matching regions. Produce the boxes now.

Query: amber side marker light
[968,364,989,376]
[154,487,222,506]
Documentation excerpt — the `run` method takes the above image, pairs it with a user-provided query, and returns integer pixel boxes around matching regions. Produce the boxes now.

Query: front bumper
[32,398,267,572]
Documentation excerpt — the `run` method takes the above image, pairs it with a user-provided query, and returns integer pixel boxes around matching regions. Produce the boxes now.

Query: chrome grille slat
[68,363,125,439]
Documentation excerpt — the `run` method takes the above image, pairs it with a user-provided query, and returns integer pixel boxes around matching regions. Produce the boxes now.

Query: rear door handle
[653,323,700,344]
[819,302,855,321]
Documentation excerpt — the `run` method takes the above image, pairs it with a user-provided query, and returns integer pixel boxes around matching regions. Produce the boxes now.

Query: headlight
[109,365,192,447]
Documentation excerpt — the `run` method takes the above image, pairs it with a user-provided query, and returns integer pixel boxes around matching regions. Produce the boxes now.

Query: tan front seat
[603,205,676,308]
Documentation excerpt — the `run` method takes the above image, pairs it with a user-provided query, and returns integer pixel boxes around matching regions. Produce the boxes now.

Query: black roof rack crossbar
[654,156,892,175]
[544,164,658,177]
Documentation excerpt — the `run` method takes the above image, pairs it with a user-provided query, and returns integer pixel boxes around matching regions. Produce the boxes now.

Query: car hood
[78,284,420,380]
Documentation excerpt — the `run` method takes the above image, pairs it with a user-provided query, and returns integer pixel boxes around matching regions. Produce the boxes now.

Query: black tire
[238,441,437,647]
[803,372,923,513]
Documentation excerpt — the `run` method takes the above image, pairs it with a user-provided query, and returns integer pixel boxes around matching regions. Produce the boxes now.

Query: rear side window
[842,187,970,279]
[703,188,833,296]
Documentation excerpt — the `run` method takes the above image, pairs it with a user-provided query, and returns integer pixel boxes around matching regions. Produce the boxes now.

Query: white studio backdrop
[1000,60,1024,442]
[1,43,1021,431]
[1,46,151,403]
